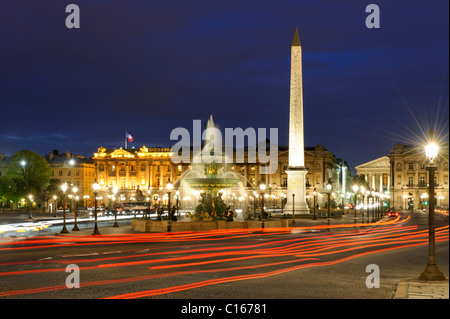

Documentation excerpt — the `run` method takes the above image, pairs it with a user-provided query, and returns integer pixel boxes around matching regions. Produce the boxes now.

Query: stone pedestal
[284,167,310,215]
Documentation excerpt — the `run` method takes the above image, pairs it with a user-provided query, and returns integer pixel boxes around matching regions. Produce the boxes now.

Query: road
[0,211,448,301]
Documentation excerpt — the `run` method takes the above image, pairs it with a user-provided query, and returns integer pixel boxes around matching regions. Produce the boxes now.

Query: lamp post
[167,180,173,232]
[27,194,33,220]
[371,191,375,222]
[419,132,445,281]
[292,193,295,223]
[312,188,317,220]
[146,187,152,218]
[260,183,266,221]
[92,180,101,235]
[53,195,58,217]
[113,185,119,227]
[60,183,69,233]
[360,186,366,224]
[326,179,332,219]
[71,186,79,231]
[352,185,358,223]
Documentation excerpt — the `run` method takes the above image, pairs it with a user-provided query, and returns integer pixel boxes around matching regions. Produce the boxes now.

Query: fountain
[176,115,248,221]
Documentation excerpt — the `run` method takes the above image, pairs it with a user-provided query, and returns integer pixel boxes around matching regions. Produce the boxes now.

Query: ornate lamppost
[28,194,33,220]
[60,183,69,234]
[112,185,119,227]
[360,186,366,223]
[53,195,58,217]
[92,179,101,235]
[72,186,79,231]
[326,179,332,219]
[419,131,445,281]
[260,183,266,221]
[352,185,359,224]
[167,180,173,232]
[312,188,317,220]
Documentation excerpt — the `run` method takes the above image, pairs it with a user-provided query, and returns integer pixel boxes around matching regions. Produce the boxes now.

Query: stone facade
[92,144,348,209]
[356,143,449,210]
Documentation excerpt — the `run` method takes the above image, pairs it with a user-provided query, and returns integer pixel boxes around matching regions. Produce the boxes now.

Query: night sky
[1,1,448,172]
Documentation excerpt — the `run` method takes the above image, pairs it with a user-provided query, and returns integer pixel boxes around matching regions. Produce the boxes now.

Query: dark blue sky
[0,0,448,172]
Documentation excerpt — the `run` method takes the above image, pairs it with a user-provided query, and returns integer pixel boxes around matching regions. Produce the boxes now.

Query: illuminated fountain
[175,115,248,221]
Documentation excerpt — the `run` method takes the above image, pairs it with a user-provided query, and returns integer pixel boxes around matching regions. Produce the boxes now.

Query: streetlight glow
[425,142,439,163]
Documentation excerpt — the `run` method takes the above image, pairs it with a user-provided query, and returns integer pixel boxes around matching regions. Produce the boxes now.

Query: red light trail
[0,216,447,299]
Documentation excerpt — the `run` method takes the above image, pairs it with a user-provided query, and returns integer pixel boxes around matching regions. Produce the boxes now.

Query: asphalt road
[0,211,448,302]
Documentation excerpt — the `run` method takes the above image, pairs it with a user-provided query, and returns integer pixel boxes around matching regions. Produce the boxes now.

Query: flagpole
[125,130,127,149]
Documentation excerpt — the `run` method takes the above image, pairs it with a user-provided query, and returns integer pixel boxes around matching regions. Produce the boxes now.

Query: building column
[149,163,153,188]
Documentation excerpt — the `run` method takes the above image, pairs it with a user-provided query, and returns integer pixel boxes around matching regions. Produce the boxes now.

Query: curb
[394,278,449,299]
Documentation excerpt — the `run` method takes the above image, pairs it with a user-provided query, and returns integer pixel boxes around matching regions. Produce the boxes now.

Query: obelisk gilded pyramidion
[284,27,310,215]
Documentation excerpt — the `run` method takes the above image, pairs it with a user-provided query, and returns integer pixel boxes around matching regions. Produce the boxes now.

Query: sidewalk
[394,278,449,299]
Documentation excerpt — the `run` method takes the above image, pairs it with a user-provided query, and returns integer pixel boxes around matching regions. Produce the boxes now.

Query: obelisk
[284,27,310,215]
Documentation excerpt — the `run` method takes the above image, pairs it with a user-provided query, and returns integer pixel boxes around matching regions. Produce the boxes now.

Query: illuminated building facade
[356,143,449,210]
[92,144,348,209]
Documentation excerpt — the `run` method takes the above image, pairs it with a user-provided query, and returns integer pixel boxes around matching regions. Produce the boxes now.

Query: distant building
[44,150,96,207]
[92,144,351,208]
[356,143,449,210]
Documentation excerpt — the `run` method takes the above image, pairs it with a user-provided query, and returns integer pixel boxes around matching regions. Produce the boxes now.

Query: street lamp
[352,185,359,223]
[260,183,266,221]
[112,185,119,227]
[28,194,33,220]
[92,179,101,235]
[146,187,152,218]
[312,188,317,220]
[60,183,69,233]
[326,179,332,219]
[360,186,366,223]
[419,131,445,281]
[167,180,173,232]
[370,191,376,222]
[53,195,58,217]
[72,186,79,231]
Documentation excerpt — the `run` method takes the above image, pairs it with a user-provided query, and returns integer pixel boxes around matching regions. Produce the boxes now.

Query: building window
[76,170,80,176]
[282,177,288,187]
[59,171,63,176]
[99,164,104,171]
[306,177,310,187]
[141,164,146,171]
[420,163,425,170]
[408,162,414,170]
[408,176,414,187]
[67,171,71,176]
[419,176,426,187]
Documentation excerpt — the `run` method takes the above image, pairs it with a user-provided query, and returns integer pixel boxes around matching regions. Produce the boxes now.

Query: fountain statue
[175,115,248,221]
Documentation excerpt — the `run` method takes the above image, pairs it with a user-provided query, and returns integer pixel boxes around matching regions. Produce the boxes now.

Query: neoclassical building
[356,143,449,210]
[92,144,350,208]
[44,150,96,207]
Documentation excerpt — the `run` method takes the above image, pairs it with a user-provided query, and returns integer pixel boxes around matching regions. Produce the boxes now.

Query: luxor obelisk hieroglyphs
[284,27,310,215]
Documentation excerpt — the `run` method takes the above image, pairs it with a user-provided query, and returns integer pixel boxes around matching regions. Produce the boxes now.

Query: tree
[6,150,52,197]
[0,176,18,208]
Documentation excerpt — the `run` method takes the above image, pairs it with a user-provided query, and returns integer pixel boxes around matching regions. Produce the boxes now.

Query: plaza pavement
[1,210,448,299]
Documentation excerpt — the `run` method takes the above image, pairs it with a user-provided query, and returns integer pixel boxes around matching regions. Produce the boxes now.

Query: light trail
[0,215,447,299]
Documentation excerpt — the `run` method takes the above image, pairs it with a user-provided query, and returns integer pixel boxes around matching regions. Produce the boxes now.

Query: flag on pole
[125,130,134,149]
[126,132,134,143]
